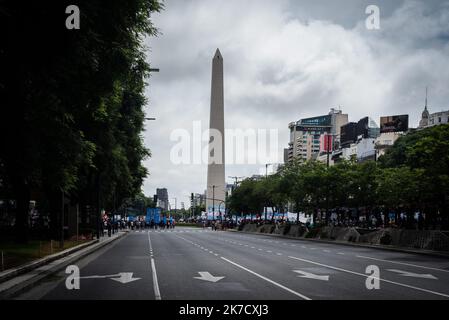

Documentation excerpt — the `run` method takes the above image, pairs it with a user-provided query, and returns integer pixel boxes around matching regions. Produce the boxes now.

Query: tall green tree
[0,1,163,242]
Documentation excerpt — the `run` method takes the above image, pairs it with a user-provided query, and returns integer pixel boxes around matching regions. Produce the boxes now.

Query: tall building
[193,193,206,207]
[156,188,169,211]
[418,88,449,129]
[340,122,358,148]
[419,107,449,128]
[287,108,348,162]
[206,49,226,217]
[419,107,429,128]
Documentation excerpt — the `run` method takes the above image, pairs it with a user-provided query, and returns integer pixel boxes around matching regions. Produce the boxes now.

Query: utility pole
[228,176,244,224]
[60,190,65,249]
[191,193,194,220]
[212,185,215,221]
[264,164,273,221]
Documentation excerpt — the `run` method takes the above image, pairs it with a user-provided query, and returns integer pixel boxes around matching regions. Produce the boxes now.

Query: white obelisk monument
[206,49,226,220]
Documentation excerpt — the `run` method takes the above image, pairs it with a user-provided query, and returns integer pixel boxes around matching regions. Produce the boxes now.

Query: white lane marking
[293,270,330,281]
[337,253,345,255]
[267,251,272,253]
[147,232,161,300]
[277,253,283,256]
[288,256,449,298]
[323,250,331,253]
[356,255,449,273]
[220,257,311,300]
[194,271,225,283]
[251,246,255,249]
[78,272,140,283]
[386,269,438,280]
[301,246,307,249]
[150,259,161,300]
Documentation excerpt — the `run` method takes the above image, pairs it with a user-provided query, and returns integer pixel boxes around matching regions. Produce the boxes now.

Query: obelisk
[206,49,226,219]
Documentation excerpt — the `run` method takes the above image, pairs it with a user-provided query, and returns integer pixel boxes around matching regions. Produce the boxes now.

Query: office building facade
[287,108,348,162]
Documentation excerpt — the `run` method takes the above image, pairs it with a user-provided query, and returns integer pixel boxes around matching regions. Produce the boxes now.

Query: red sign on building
[320,133,334,153]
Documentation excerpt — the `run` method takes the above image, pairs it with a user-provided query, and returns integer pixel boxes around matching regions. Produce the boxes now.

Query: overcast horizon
[141,0,449,209]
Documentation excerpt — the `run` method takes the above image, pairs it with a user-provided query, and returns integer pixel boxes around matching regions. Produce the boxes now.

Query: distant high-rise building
[192,193,206,208]
[340,122,358,148]
[156,188,169,211]
[356,117,380,139]
[287,108,348,162]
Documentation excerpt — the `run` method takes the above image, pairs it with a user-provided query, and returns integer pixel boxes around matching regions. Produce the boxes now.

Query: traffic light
[153,195,158,205]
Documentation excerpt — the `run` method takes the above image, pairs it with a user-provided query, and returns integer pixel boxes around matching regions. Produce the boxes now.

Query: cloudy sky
[142,0,449,209]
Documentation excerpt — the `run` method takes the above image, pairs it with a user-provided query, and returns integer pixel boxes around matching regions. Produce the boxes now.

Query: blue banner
[146,208,153,223]
[154,208,161,224]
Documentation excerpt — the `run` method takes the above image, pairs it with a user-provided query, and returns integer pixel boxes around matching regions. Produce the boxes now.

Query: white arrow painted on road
[194,272,225,283]
[78,272,141,284]
[293,270,329,281]
[386,269,438,280]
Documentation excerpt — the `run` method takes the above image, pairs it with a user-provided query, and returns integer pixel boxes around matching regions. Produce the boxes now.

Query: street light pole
[60,190,64,249]
[212,185,215,221]
[264,164,273,221]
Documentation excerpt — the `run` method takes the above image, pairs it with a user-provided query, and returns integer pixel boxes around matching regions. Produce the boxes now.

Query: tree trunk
[12,177,30,244]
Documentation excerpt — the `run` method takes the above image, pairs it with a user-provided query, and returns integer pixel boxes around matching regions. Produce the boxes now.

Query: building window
[439,117,442,123]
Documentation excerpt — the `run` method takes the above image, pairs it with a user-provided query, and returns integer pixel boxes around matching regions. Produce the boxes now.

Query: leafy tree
[0,1,163,242]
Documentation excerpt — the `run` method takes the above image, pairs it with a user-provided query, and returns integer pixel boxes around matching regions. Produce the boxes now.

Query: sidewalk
[227,229,449,259]
[0,231,128,299]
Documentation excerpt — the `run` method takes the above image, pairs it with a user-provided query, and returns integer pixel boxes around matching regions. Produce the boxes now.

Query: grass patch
[0,240,89,271]
[176,223,202,228]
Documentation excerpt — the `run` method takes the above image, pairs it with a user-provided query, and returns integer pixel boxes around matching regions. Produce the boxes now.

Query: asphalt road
[15,227,449,300]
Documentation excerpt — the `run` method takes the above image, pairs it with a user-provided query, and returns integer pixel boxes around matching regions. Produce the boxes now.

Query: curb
[227,229,449,259]
[0,231,128,299]
[0,240,99,284]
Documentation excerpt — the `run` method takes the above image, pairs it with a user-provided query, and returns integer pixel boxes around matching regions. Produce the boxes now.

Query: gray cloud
[143,0,449,208]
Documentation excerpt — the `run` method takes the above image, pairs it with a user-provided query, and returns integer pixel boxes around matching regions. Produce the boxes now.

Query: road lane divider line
[220,257,311,300]
[288,255,449,298]
[147,232,161,300]
[356,255,449,273]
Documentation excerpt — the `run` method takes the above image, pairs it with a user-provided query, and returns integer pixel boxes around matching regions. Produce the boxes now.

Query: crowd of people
[101,218,176,236]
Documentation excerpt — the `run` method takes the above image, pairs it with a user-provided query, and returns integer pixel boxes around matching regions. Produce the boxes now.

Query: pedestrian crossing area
[132,228,212,234]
